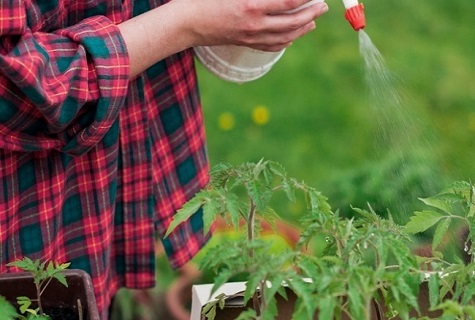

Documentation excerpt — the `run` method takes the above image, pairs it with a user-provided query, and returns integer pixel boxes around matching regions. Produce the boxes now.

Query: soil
[43,306,81,320]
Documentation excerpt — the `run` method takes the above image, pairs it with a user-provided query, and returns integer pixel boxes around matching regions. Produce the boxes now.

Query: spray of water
[357,30,444,216]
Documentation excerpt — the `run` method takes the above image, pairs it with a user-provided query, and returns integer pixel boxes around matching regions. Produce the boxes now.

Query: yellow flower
[218,112,235,131]
[251,105,270,126]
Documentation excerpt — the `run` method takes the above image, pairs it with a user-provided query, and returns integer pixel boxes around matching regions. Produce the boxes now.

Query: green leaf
[461,281,475,305]
[17,296,33,314]
[7,257,37,273]
[224,193,241,230]
[201,299,216,314]
[463,305,475,318]
[243,273,262,305]
[165,193,204,237]
[209,269,233,299]
[419,197,453,215]
[217,294,226,309]
[203,197,219,235]
[432,218,450,251]
[204,303,216,320]
[0,296,17,320]
[249,181,272,213]
[57,262,71,270]
[261,297,278,320]
[46,261,54,274]
[264,274,287,306]
[317,295,335,320]
[53,273,69,288]
[428,273,440,309]
[405,210,444,234]
[288,278,315,319]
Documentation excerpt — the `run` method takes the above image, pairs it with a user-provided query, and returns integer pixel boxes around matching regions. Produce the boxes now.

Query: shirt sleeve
[0,5,130,156]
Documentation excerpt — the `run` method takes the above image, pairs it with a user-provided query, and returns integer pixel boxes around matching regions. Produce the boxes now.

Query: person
[0,0,329,318]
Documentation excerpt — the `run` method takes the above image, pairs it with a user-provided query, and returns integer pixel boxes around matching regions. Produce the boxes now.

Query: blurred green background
[198,0,475,222]
[111,0,474,318]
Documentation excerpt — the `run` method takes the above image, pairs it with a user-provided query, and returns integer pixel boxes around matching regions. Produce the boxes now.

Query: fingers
[240,1,328,51]
[181,0,328,50]
[246,21,316,52]
[260,0,323,15]
[266,2,329,32]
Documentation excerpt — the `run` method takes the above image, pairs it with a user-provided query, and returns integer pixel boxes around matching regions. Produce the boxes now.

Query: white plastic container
[193,45,284,83]
[193,0,324,83]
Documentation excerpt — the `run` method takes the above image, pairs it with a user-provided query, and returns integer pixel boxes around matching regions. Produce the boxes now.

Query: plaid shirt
[0,0,211,317]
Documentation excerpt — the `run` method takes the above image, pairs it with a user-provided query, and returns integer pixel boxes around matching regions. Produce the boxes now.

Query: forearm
[118,1,194,79]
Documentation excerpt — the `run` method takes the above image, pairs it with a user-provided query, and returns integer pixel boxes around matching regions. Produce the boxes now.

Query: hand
[181,0,329,52]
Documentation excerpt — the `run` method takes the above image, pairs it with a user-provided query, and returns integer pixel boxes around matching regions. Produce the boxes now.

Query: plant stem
[36,283,44,315]
[39,277,54,297]
[247,197,263,316]
[247,198,256,257]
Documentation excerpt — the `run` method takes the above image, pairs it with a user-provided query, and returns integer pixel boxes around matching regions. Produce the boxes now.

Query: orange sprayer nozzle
[345,3,366,31]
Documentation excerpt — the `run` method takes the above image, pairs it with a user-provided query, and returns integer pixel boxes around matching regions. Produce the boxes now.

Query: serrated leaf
[281,178,296,203]
[347,280,365,318]
[264,274,287,305]
[432,218,450,251]
[419,197,453,214]
[396,277,420,313]
[405,211,444,234]
[268,161,286,178]
[57,262,71,270]
[243,274,262,305]
[224,193,242,230]
[288,278,314,319]
[428,273,439,308]
[53,273,69,288]
[461,281,475,305]
[165,194,205,237]
[203,197,219,235]
[318,295,335,319]
[17,296,32,314]
[261,297,278,320]
[249,181,272,213]
[46,261,54,274]
[7,258,35,272]
[209,269,233,299]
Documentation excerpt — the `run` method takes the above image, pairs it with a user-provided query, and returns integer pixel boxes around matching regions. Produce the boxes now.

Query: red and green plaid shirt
[0,0,211,317]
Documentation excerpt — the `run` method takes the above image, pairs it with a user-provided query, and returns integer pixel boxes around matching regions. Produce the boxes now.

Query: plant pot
[191,281,384,320]
[0,269,100,320]
[191,280,445,320]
